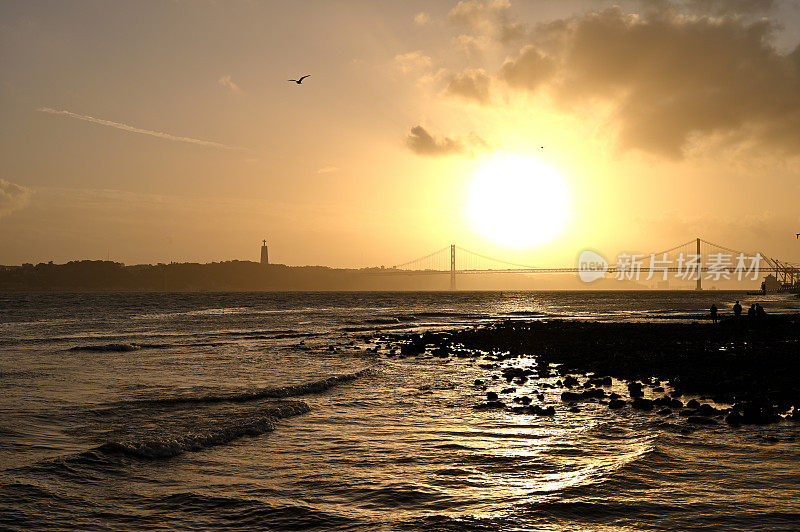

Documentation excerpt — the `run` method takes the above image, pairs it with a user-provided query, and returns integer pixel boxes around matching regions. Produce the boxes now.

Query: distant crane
[288,75,311,85]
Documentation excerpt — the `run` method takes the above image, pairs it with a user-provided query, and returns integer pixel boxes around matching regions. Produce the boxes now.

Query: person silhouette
[733,300,742,318]
[710,304,718,324]
[756,303,766,319]
[748,304,756,320]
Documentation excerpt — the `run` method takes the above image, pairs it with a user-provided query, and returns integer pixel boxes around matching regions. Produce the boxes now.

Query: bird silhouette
[288,75,310,85]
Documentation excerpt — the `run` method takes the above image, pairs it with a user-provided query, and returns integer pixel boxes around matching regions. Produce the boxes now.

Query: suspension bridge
[378,237,800,291]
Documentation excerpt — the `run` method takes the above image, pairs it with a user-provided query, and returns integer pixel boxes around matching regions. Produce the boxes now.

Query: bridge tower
[450,244,456,291]
[695,238,702,291]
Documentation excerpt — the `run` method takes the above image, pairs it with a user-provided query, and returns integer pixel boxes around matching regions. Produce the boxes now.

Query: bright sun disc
[467,154,570,248]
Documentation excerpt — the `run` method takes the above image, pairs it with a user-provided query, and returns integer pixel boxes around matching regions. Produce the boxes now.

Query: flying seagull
[288,75,310,85]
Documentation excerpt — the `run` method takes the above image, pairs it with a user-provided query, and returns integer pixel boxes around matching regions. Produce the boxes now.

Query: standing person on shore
[710,304,718,324]
[748,304,757,321]
[733,301,742,319]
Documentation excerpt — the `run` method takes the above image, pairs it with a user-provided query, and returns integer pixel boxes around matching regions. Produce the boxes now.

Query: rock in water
[608,399,627,409]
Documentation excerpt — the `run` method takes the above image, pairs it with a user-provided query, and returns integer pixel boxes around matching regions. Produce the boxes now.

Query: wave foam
[96,401,310,460]
[110,369,374,409]
[68,343,170,352]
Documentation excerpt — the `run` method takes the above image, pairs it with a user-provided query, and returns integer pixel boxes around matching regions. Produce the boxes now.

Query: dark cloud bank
[411,1,800,158]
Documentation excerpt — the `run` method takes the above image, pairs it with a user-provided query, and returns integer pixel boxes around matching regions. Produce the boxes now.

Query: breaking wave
[68,343,171,352]
[104,369,374,409]
[96,401,310,460]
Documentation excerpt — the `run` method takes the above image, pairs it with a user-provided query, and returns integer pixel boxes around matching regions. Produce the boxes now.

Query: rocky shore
[376,314,800,427]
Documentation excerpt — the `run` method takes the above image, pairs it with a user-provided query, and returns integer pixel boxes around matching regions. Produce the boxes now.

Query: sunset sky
[2,0,800,268]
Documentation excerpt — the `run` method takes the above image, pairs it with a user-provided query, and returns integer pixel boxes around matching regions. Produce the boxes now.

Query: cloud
[37,107,249,151]
[500,45,556,91]
[448,0,525,43]
[317,166,339,174]
[414,12,431,26]
[448,0,507,29]
[677,0,776,15]
[406,125,488,156]
[452,34,485,57]
[0,179,31,219]
[499,7,800,157]
[218,74,241,93]
[445,68,491,103]
[395,51,432,74]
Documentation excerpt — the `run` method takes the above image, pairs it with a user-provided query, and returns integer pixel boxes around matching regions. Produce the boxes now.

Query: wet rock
[432,346,450,358]
[608,399,627,409]
[734,403,782,425]
[568,406,580,413]
[686,399,701,409]
[560,388,605,402]
[697,403,721,417]
[561,391,581,402]
[563,375,579,388]
[537,393,545,402]
[725,411,742,425]
[500,387,516,394]
[474,401,505,410]
[653,396,672,407]
[657,408,672,416]
[628,382,644,398]
[508,405,555,416]
[474,379,484,387]
[486,391,499,402]
[632,398,654,411]
[587,376,613,387]
[501,367,535,380]
[653,386,665,392]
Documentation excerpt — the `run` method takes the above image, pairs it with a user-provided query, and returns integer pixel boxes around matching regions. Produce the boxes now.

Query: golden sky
[1,0,799,267]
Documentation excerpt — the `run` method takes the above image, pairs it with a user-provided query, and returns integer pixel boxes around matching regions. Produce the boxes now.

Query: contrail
[37,107,249,151]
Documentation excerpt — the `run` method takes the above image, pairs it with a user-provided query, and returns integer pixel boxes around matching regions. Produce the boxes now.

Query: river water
[1,291,799,530]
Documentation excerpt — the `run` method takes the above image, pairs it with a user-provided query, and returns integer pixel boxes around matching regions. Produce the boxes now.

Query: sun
[466,153,570,248]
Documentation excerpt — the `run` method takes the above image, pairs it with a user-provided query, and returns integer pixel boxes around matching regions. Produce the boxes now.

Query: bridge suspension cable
[392,246,451,270]
[455,246,539,270]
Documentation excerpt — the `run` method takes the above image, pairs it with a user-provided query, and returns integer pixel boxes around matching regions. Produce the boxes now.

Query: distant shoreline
[1,260,769,292]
